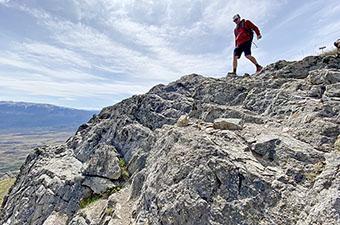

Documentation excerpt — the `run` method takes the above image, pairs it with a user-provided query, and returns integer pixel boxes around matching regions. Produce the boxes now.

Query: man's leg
[233,55,239,73]
[245,55,262,72]
[244,41,263,73]
[245,55,258,65]
[231,46,241,74]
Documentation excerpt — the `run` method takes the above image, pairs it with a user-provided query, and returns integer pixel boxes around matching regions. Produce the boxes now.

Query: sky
[0,0,339,110]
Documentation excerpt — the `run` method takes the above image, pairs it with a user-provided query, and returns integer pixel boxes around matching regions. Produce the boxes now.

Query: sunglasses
[233,18,239,22]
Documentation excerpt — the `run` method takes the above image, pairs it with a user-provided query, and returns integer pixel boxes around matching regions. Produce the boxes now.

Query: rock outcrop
[1,55,339,225]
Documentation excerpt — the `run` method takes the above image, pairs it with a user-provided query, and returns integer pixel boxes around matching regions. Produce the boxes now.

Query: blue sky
[0,0,339,110]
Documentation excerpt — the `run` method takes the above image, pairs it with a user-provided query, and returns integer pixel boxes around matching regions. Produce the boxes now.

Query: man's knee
[245,54,252,59]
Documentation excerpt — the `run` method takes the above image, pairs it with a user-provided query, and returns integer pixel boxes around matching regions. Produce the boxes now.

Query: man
[229,14,263,76]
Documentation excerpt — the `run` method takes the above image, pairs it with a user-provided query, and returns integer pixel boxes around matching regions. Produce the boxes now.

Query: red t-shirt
[234,19,261,47]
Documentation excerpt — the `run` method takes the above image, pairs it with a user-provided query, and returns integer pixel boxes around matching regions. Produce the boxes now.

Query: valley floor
[0,130,74,178]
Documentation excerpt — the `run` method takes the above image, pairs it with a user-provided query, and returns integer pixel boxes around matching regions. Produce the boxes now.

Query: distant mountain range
[0,101,98,132]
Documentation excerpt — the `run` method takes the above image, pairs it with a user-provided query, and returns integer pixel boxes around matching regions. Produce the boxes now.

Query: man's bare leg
[233,55,239,73]
[245,55,259,65]
[245,55,262,72]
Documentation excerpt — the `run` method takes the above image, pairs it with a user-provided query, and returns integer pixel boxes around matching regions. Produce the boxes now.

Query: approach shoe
[256,65,263,73]
[227,72,237,78]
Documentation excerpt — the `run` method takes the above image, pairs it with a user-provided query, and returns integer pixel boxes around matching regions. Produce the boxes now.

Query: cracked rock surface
[1,55,339,225]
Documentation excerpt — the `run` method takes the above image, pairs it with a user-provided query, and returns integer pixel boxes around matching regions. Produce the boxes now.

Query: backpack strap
[235,20,254,41]
[242,20,254,40]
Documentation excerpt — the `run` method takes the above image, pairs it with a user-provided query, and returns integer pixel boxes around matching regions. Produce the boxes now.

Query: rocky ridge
[1,55,339,225]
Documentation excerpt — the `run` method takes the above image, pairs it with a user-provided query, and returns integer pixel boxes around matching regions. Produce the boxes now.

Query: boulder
[83,144,121,180]
[213,118,244,130]
[42,212,68,225]
[324,83,340,97]
[176,114,189,127]
[82,177,116,194]
[251,135,281,160]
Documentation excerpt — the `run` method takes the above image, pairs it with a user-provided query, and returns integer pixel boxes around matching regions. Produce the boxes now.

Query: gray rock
[308,85,325,98]
[82,177,116,194]
[308,69,340,85]
[69,199,108,225]
[325,83,340,97]
[176,114,189,127]
[42,212,68,225]
[1,146,85,225]
[335,135,340,151]
[213,118,244,130]
[251,135,281,159]
[83,144,121,180]
[127,151,147,175]
[1,55,340,225]
[129,170,146,200]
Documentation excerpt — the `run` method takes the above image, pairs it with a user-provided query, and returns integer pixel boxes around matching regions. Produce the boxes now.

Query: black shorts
[234,40,252,58]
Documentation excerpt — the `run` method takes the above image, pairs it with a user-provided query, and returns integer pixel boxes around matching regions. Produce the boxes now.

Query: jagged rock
[127,151,147,175]
[251,135,281,159]
[296,152,340,225]
[191,103,264,124]
[176,114,189,127]
[69,199,108,225]
[1,55,340,225]
[1,146,85,225]
[213,118,243,130]
[308,85,325,98]
[335,135,340,151]
[129,170,146,200]
[308,69,340,85]
[325,83,340,97]
[83,144,121,180]
[42,212,68,225]
[82,177,116,194]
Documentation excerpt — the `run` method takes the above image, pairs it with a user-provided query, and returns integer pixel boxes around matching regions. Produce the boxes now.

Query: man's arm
[245,20,261,39]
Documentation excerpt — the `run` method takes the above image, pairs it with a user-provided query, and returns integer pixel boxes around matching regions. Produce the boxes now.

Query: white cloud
[0,0,10,4]
[0,52,103,82]
[0,72,149,98]
[0,0,302,108]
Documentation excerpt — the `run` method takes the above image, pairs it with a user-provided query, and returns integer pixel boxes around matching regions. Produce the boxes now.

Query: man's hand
[257,34,262,40]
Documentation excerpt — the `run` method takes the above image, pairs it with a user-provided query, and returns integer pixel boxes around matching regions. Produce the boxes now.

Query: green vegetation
[79,193,102,209]
[103,185,123,198]
[118,157,126,168]
[80,185,123,209]
[118,157,129,181]
[0,178,15,204]
[105,207,114,215]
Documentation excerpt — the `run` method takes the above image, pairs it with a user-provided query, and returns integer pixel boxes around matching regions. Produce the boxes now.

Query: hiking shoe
[227,72,237,77]
[256,65,263,73]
